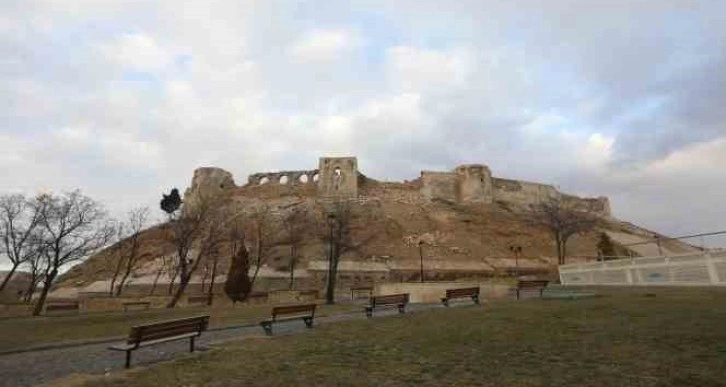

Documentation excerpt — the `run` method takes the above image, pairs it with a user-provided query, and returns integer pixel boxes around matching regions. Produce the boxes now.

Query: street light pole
[325,214,336,304]
[418,241,425,283]
[510,245,521,278]
[654,234,663,256]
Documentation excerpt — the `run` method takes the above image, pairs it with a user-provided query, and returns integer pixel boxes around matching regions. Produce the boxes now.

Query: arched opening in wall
[299,175,309,183]
[279,175,289,184]
[333,167,342,190]
[312,174,319,183]
[259,177,270,185]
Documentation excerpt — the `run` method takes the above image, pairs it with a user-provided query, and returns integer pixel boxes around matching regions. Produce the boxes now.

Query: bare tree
[245,203,279,289]
[321,201,380,304]
[108,222,126,296]
[166,254,179,296]
[114,207,149,296]
[22,241,48,302]
[281,205,309,290]
[165,195,228,308]
[531,196,598,265]
[149,254,169,296]
[0,194,42,291]
[32,191,114,316]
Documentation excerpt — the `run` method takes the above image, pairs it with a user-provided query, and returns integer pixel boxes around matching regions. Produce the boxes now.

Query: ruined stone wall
[491,178,559,207]
[236,169,320,200]
[420,171,459,203]
[317,157,358,199]
[455,164,493,204]
[231,182,319,201]
[359,181,424,205]
[562,194,612,216]
[247,169,319,186]
[183,167,237,211]
[183,157,611,217]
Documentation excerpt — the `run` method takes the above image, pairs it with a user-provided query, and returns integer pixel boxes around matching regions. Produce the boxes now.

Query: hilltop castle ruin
[184,156,611,216]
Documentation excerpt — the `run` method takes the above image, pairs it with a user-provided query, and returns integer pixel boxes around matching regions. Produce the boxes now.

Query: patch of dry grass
[87,287,726,387]
[0,302,359,352]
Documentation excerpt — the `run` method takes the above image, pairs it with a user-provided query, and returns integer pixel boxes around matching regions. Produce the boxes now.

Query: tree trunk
[200,265,209,293]
[288,245,296,290]
[207,258,218,306]
[167,273,191,308]
[0,263,19,292]
[325,243,339,305]
[167,267,178,296]
[149,266,164,296]
[561,238,569,265]
[554,234,564,265]
[250,259,262,290]
[115,265,133,296]
[109,255,125,296]
[32,269,57,316]
[24,271,39,303]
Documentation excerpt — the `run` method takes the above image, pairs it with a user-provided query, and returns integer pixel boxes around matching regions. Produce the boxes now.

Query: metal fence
[559,250,726,286]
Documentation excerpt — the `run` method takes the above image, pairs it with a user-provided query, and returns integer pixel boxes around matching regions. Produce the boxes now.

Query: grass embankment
[88,288,726,387]
[0,302,359,352]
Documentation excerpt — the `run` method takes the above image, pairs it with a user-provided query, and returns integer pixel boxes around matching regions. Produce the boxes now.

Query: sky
[2,0,726,262]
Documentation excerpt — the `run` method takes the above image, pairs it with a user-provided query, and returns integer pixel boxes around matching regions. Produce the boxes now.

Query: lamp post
[509,245,522,278]
[654,234,663,256]
[418,241,425,283]
[325,214,336,304]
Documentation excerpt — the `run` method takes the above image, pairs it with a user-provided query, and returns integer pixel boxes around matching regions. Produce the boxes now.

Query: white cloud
[289,28,361,62]
[2,0,726,248]
[648,137,726,175]
[386,46,473,92]
[100,33,175,72]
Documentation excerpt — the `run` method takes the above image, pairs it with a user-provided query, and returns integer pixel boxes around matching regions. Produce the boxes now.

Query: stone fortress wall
[184,156,611,216]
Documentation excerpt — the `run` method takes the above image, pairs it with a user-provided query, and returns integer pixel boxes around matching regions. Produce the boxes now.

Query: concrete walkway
[0,303,446,387]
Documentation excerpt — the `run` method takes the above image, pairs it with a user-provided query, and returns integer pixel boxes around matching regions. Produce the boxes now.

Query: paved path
[0,303,445,387]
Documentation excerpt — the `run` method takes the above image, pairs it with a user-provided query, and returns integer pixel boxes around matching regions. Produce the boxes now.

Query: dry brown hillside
[57,195,662,289]
[55,161,700,291]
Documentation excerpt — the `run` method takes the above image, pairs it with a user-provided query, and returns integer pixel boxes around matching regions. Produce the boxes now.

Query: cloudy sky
[2,0,726,249]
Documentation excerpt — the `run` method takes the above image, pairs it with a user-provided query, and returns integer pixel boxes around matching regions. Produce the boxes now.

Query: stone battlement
[183,156,611,216]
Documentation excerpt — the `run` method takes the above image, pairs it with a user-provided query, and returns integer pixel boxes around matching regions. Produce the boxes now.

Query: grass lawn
[0,302,359,352]
[86,287,726,387]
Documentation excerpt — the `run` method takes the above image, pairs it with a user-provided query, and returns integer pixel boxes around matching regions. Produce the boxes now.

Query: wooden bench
[516,280,549,299]
[108,315,209,368]
[365,293,409,318]
[350,286,374,300]
[187,295,209,305]
[122,301,151,312]
[260,304,316,336]
[45,301,80,314]
[441,287,480,306]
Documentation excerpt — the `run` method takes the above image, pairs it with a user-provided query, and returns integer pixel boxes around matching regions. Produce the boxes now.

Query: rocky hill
[55,157,699,292]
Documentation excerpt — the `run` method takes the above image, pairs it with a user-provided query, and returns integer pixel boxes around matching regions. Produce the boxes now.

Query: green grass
[86,287,726,387]
[0,302,359,352]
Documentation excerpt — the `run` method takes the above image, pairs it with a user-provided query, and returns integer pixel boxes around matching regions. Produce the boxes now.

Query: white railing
[559,253,726,286]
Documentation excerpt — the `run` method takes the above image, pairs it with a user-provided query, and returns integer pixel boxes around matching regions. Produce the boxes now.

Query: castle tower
[455,164,493,204]
[317,157,358,199]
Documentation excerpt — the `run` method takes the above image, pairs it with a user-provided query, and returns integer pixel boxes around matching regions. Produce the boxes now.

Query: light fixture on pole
[325,214,336,304]
[418,240,425,283]
[509,245,522,278]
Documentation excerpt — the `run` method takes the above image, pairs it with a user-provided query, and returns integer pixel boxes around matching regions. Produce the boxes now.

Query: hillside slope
[56,193,681,290]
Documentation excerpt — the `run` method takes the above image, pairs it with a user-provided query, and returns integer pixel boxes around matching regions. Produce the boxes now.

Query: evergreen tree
[224,242,252,304]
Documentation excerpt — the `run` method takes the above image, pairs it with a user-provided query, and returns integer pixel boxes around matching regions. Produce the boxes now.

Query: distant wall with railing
[559,251,726,286]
